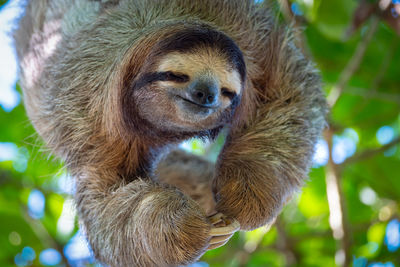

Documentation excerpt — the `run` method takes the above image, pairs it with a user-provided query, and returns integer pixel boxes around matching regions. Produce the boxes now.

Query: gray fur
[14,0,327,266]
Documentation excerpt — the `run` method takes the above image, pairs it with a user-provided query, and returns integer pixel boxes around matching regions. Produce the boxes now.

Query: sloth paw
[207,212,240,250]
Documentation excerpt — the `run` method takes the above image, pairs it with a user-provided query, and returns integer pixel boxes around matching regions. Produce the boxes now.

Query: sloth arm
[75,150,240,266]
[213,34,327,231]
[75,168,211,266]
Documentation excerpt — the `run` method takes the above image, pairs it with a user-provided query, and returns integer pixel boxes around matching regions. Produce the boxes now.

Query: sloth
[14,0,327,266]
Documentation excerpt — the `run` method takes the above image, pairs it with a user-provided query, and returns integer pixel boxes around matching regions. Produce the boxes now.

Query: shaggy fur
[14,0,327,266]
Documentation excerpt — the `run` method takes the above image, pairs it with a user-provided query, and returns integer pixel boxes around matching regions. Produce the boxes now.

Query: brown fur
[156,150,217,216]
[14,0,327,266]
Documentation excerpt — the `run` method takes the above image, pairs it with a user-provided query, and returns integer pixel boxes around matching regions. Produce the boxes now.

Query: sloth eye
[221,87,237,99]
[163,71,190,83]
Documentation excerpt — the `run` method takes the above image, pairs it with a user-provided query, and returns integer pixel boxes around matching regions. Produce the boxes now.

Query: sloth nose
[189,78,219,107]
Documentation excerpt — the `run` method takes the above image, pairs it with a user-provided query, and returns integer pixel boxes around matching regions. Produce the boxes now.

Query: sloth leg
[75,174,211,266]
[155,150,240,250]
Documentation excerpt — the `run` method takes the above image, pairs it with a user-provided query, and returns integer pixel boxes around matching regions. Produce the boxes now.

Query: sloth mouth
[175,95,219,110]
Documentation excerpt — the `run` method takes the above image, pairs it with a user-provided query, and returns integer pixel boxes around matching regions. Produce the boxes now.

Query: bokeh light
[332,135,357,164]
[179,138,208,156]
[353,256,368,267]
[0,143,29,172]
[14,246,36,267]
[188,263,209,267]
[343,128,360,143]
[391,7,399,18]
[14,253,27,267]
[27,189,45,219]
[0,142,18,161]
[335,249,345,266]
[64,231,95,266]
[368,262,395,267]
[384,219,400,252]
[39,248,62,266]
[57,173,76,195]
[359,187,377,206]
[13,146,29,173]
[376,126,395,145]
[327,128,360,164]
[291,3,304,16]
[21,247,36,262]
[9,231,21,246]
[0,0,22,112]
[57,199,76,237]
[313,139,329,166]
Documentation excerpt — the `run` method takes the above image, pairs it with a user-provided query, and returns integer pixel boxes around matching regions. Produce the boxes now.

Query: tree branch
[278,0,293,22]
[275,218,298,265]
[371,38,399,91]
[345,86,400,105]
[327,16,380,107]
[277,0,310,56]
[0,170,71,266]
[235,222,274,266]
[21,206,71,266]
[324,129,352,267]
[343,137,400,165]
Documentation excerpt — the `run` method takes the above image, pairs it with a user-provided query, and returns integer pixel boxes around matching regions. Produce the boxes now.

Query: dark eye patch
[162,71,190,83]
[221,87,237,100]
[133,71,190,89]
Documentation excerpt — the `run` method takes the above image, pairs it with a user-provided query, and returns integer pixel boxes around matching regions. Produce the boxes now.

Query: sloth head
[122,27,246,136]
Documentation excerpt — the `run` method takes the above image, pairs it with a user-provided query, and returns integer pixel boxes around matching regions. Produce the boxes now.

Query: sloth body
[15,0,327,266]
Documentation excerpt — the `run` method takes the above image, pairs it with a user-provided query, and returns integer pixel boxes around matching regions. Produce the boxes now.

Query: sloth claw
[207,212,240,250]
[207,238,230,250]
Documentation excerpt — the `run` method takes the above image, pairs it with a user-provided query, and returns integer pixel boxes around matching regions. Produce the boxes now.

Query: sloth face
[124,27,246,134]
[134,48,243,132]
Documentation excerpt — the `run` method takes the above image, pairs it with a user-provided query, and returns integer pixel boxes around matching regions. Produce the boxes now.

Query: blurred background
[0,0,399,266]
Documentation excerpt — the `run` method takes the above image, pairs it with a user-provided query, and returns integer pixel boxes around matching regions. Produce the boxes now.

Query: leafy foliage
[0,0,399,266]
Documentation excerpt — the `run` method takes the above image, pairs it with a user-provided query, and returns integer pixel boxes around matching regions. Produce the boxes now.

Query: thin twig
[277,0,309,56]
[278,0,293,22]
[0,171,71,266]
[343,137,400,165]
[236,223,274,266]
[371,38,399,91]
[345,86,400,105]
[324,129,352,267]
[275,218,298,265]
[21,207,71,266]
[327,16,380,107]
